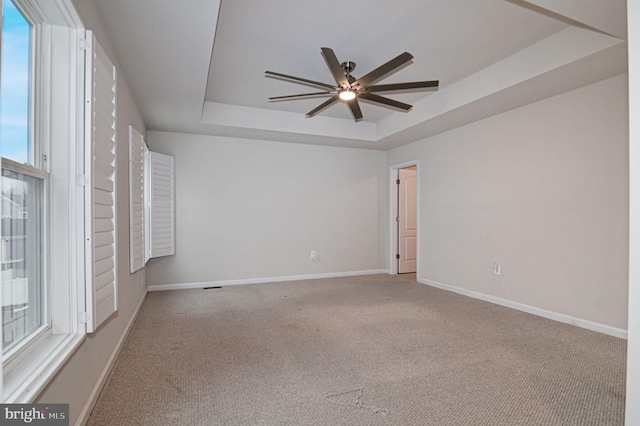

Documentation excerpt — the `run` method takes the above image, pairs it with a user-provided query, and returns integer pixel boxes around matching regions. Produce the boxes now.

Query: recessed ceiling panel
[205,0,567,122]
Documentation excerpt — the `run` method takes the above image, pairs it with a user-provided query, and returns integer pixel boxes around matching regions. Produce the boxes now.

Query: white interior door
[398,167,417,273]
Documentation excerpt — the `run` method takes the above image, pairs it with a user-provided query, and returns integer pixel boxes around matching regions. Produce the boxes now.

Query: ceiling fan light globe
[339,90,356,101]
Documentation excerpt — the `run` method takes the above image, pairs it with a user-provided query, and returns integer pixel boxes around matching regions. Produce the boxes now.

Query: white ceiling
[93,0,627,150]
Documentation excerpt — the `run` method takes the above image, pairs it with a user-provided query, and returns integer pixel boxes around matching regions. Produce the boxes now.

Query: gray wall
[36,0,147,424]
[146,132,389,287]
[388,74,629,330]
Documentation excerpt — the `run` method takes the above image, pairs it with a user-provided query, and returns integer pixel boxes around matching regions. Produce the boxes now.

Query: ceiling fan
[265,47,439,122]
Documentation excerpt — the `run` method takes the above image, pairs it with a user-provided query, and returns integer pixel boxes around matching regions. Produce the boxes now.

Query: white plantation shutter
[85,32,117,333]
[147,152,175,258]
[129,125,147,272]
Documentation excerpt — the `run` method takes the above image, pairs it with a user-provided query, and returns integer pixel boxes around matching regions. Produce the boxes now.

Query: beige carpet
[87,274,626,425]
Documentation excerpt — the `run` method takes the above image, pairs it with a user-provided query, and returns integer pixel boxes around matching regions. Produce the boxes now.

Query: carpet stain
[324,387,390,417]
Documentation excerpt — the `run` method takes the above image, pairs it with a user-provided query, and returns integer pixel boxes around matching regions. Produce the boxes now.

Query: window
[1,0,48,358]
[0,0,114,403]
[0,0,122,403]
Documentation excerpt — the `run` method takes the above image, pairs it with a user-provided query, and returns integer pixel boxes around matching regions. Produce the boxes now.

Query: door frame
[389,160,420,275]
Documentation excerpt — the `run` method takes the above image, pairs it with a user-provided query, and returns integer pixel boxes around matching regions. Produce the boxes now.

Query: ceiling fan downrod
[341,61,356,75]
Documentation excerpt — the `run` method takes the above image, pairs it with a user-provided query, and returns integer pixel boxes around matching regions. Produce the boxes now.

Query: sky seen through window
[0,0,31,164]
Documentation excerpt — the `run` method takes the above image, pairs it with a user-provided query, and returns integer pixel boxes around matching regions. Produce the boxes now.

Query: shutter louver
[85,33,117,333]
[129,126,147,272]
[148,152,175,258]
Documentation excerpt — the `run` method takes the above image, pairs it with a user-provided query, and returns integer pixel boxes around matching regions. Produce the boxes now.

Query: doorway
[392,163,418,274]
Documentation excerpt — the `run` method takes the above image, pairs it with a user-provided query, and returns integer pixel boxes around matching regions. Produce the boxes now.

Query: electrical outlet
[310,250,317,261]
[493,263,501,275]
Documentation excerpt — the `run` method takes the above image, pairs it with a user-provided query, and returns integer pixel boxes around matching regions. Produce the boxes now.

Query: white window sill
[3,333,85,403]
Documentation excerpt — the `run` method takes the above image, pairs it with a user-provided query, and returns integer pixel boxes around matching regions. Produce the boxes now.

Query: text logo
[1,404,68,425]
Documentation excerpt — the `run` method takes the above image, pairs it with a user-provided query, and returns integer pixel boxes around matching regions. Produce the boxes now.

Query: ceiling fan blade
[306,95,339,117]
[321,47,349,88]
[269,91,335,100]
[265,71,336,90]
[359,92,412,111]
[366,80,439,92]
[352,52,414,88]
[347,98,363,122]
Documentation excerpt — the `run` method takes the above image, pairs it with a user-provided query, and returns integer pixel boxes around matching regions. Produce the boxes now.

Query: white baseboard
[418,278,627,340]
[148,269,390,292]
[75,290,148,426]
